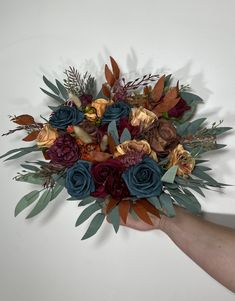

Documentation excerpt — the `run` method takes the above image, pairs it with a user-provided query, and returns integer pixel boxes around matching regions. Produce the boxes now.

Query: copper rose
[147,118,180,156]
[130,106,157,129]
[114,139,152,158]
[36,124,58,148]
[167,144,195,176]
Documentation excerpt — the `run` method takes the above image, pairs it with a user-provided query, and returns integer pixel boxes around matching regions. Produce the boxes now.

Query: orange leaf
[89,151,111,162]
[138,199,160,218]
[105,64,115,87]
[110,56,120,80]
[131,203,153,225]
[102,83,111,98]
[12,114,35,125]
[119,200,130,224]
[108,134,116,154]
[22,131,40,142]
[151,75,165,102]
[153,97,180,115]
[106,198,119,214]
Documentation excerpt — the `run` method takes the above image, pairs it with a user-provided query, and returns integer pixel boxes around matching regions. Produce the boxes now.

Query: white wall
[0,0,235,300]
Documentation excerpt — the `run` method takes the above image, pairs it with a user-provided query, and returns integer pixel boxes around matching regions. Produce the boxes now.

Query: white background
[0,0,235,300]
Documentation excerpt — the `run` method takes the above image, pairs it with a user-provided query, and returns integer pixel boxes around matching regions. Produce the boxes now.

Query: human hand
[119,212,162,231]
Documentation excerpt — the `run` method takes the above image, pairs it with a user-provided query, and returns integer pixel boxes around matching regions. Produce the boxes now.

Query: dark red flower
[91,159,130,199]
[48,133,80,167]
[80,94,93,107]
[168,98,191,118]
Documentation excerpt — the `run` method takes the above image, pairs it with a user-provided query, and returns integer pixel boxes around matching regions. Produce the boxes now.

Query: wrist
[159,205,186,233]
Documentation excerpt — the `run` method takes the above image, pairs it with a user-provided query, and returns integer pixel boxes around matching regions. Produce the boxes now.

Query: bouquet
[1,57,232,240]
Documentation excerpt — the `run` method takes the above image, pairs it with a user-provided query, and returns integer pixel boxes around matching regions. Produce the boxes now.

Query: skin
[114,205,235,293]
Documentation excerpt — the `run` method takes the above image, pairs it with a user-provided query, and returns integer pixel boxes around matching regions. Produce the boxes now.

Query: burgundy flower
[80,94,93,107]
[48,133,80,167]
[91,159,130,199]
[168,98,191,118]
[98,117,140,141]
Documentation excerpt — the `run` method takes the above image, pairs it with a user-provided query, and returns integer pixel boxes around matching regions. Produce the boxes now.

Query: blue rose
[102,101,130,124]
[122,156,163,198]
[49,106,84,130]
[65,160,95,199]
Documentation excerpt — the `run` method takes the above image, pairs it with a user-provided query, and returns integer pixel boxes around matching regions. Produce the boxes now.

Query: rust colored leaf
[131,202,153,225]
[138,199,160,218]
[151,75,165,102]
[108,134,116,154]
[43,150,51,160]
[110,56,120,80]
[164,86,179,101]
[12,114,35,125]
[22,131,40,142]
[119,200,130,224]
[106,198,119,214]
[102,83,111,98]
[153,86,180,115]
[90,151,111,162]
[105,64,115,87]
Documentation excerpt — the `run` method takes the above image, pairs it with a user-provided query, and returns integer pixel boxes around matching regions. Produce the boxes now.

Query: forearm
[160,206,235,293]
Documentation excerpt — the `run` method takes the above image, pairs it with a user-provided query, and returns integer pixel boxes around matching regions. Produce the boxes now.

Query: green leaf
[159,193,175,217]
[174,177,205,197]
[187,118,207,135]
[179,102,197,123]
[161,166,178,183]
[48,105,61,111]
[20,164,40,172]
[15,173,45,185]
[75,202,101,227]
[26,189,53,218]
[40,88,65,104]
[43,75,60,95]
[51,184,64,201]
[96,88,109,100]
[170,189,201,214]
[180,92,203,104]
[176,121,190,136]
[81,213,105,240]
[108,205,120,233]
[15,190,41,217]
[107,120,119,145]
[213,127,233,135]
[147,196,162,210]
[0,146,39,160]
[192,167,220,187]
[164,74,172,88]
[120,128,131,143]
[56,79,69,100]
[78,196,96,206]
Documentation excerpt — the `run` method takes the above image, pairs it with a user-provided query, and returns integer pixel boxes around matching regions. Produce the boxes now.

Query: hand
[119,212,162,231]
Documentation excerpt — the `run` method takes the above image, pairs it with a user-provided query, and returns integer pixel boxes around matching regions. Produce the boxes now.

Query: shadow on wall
[203,212,235,230]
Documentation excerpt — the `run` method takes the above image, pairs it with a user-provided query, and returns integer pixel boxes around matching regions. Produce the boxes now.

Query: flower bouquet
[1,57,232,239]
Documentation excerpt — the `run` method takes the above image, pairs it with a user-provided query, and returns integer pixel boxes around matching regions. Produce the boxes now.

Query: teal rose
[65,160,95,199]
[102,101,130,124]
[122,156,163,198]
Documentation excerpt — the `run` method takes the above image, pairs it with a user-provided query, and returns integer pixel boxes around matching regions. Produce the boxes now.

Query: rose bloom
[85,98,112,121]
[36,124,58,148]
[114,140,152,158]
[167,144,195,176]
[130,106,157,129]
[148,118,179,156]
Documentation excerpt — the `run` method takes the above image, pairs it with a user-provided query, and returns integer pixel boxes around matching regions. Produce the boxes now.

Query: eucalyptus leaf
[179,102,197,123]
[51,184,64,201]
[75,202,101,227]
[161,166,178,184]
[15,173,45,185]
[147,196,162,210]
[81,213,105,240]
[107,120,119,145]
[192,167,220,187]
[187,118,207,135]
[176,121,190,136]
[108,205,120,233]
[180,92,203,104]
[170,189,201,214]
[43,75,60,95]
[120,128,132,143]
[26,189,53,219]
[56,79,69,100]
[159,193,175,217]
[20,164,40,172]
[78,196,96,206]
[40,88,65,104]
[0,146,39,160]
[15,190,41,217]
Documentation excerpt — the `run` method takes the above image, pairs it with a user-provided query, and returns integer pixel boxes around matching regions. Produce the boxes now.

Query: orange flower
[36,124,58,148]
[80,143,111,162]
[167,144,195,176]
[130,106,157,129]
[114,139,152,157]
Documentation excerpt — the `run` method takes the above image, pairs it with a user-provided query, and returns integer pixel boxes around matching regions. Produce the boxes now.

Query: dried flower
[36,124,58,148]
